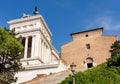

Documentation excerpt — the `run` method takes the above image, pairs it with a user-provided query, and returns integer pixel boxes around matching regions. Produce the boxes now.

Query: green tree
[107,40,120,67]
[0,27,23,84]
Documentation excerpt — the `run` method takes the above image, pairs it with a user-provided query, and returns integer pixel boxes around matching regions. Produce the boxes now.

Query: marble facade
[8,14,67,83]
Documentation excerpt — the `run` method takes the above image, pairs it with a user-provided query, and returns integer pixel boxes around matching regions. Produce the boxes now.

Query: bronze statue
[33,6,39,15]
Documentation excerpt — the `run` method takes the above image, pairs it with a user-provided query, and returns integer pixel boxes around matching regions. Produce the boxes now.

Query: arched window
[86,57,94,68]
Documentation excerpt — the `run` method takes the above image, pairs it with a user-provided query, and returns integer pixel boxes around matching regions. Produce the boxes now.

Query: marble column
[24,37,28,59]
[43,43,46,63]
[42,40,44,62]
[46,46,48,63]
[46,46,50,63]
[39,38,42,59]
[47,46,50,63]
[45,45,47,63]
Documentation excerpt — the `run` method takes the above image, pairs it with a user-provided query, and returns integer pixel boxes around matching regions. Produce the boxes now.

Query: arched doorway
[86,57,94,68]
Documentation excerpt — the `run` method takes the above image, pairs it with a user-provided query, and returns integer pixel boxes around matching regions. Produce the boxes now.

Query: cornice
[8,15,42,24]
[24,64,59,70]
[8,15,52,37]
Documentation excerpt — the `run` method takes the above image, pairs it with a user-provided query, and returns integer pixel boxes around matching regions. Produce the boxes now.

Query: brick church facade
[61,28,118,69]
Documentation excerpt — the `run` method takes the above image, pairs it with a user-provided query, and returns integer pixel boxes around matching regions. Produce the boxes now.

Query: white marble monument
[8,8,67,83]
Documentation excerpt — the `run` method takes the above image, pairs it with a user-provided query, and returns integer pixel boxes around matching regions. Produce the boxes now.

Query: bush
[60,63,120,84]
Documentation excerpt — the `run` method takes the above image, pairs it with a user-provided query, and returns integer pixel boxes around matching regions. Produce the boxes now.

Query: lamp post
[70,62,76,84]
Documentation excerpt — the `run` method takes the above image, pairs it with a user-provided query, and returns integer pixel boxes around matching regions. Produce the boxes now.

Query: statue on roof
[33,6,39,15]
[22,13,31,18]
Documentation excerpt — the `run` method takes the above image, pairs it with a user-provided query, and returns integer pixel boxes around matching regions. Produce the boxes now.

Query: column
[41,40,43,61]
[24,37,28,59]
[34,34,40,57]
[47,46,49,63]
[49,46,52,63]
[48,47,50,63]
[43,43,46,63]
[42,40,44,62]
[45,45,47,63]
[39,36,42,59]
[46,46,48,63]
[34,35,37,57]
[48,47,51,63]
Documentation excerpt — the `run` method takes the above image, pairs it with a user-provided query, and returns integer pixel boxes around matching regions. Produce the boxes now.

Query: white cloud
[86,16,120,31]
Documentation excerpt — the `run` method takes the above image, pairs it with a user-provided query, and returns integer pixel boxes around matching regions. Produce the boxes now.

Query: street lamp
[70,62,76,84]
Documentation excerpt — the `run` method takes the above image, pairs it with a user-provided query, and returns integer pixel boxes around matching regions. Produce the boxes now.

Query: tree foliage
[0,27,23,84]
[107,40,120,67]
[61,64,120,84]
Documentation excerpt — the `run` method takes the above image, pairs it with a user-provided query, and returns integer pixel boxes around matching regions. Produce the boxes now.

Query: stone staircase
[37,70,71,84]
[21,70,71,84]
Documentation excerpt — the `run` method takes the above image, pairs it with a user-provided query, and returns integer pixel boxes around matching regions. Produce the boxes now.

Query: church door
[86,57,94,68]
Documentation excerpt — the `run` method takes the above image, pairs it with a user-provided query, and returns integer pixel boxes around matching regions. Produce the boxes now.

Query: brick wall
[61,28,118,69]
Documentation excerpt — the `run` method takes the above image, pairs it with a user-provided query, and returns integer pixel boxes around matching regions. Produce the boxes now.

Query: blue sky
[0,0,120,51]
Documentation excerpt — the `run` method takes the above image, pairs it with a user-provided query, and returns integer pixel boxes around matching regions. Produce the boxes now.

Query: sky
[0,0,120,51]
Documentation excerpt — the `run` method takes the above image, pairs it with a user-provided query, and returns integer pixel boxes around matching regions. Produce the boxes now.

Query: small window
[85,34,88,37]
[86,44,90,49]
